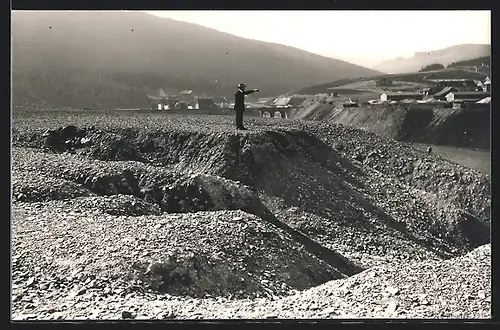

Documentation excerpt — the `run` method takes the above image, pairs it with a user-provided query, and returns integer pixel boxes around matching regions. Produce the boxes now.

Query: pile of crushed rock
[11,118,492,223]
[12,147,260,215]
[11,241,490,319]
[11,112,491,319]
[12,204,348,300]
[12,117,491,266]
[299,120,490,222]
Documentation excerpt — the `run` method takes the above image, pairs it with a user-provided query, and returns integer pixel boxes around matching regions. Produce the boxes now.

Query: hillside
[448,56,490,67]
[372,44,491,74]
[296,68,488,95]
[11,11,382,109]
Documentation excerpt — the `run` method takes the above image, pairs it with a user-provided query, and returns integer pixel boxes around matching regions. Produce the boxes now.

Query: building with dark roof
[483,77,491,92]
[445,91,490,103]
[380,92,424,102]
[434,87,458,100]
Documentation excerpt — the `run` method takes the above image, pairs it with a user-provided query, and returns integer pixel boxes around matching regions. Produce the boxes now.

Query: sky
[145,10,491,67]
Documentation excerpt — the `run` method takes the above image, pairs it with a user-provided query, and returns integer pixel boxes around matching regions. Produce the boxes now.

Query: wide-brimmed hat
[238,83,247,88]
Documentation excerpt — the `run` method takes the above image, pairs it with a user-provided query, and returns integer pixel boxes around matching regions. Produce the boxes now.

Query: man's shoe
[237,126,247,130]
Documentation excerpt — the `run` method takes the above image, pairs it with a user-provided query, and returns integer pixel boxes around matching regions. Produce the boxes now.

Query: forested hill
[12,11,382,109]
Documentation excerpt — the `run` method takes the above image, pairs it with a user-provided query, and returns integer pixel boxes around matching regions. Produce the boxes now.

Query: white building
[445,93,455,102]
[484,77,491,92]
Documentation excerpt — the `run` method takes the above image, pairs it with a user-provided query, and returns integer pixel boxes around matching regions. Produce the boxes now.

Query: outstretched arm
[244,88,259,95]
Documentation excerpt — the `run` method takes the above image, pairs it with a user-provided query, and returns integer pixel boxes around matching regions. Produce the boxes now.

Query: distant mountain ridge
[373,44,491,74]
[11,11,382,109]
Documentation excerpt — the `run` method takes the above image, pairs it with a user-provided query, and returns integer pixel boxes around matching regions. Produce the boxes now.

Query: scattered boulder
[42,125,88,152]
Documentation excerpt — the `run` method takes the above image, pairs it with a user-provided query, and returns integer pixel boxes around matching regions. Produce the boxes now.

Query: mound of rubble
[11,242,490,320]
[244,132,489,265]
[13,170,95,202]
[13,117,490,220]
[12,115,491,266]
[290,243,491,319]
[297,105,490,150]
[298,120,490,222]
[12,203,351,299]
[11,111,491,319]
[12,147,264,215]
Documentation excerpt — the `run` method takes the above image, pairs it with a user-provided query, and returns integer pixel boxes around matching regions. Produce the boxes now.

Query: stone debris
[11,112,491,319]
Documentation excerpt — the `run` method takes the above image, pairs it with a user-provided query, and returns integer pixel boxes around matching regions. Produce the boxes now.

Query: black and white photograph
[11,9,491,321]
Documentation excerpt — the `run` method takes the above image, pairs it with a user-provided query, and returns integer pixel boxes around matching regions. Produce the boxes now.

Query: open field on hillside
[331,80,430,93]
[297,68,488,95]
[12,109,490,320]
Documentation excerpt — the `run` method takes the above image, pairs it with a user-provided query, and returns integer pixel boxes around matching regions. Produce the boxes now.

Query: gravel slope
[12,205,342,300]
[12,237,490,320]
[11,110,491,320]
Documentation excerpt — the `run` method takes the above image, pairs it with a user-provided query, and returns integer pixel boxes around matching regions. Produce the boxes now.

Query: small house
[315,93,329,102]
[157,103,170,110]
[421,87,432,96]
[483,77,491,92]
[434,87,457,100]
[473,80,484,91]
[445,93,455,103]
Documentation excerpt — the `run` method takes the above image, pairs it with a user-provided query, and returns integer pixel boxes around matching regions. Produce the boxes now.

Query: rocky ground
[11,231,491,320]
[11,110,491,320]
[412,143,490,175]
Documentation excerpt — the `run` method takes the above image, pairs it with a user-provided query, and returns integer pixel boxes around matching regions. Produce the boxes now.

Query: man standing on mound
[234,83,259,130]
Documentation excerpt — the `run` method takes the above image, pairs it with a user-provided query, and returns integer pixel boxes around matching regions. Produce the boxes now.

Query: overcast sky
[145,10,491,67]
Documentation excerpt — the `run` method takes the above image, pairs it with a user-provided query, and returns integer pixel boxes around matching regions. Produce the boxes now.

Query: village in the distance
[146,61,491,118]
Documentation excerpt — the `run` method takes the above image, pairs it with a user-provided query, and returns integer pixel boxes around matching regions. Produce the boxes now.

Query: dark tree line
[419,63,445,72]
[447,56,490,68]
[12,69,151,108]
